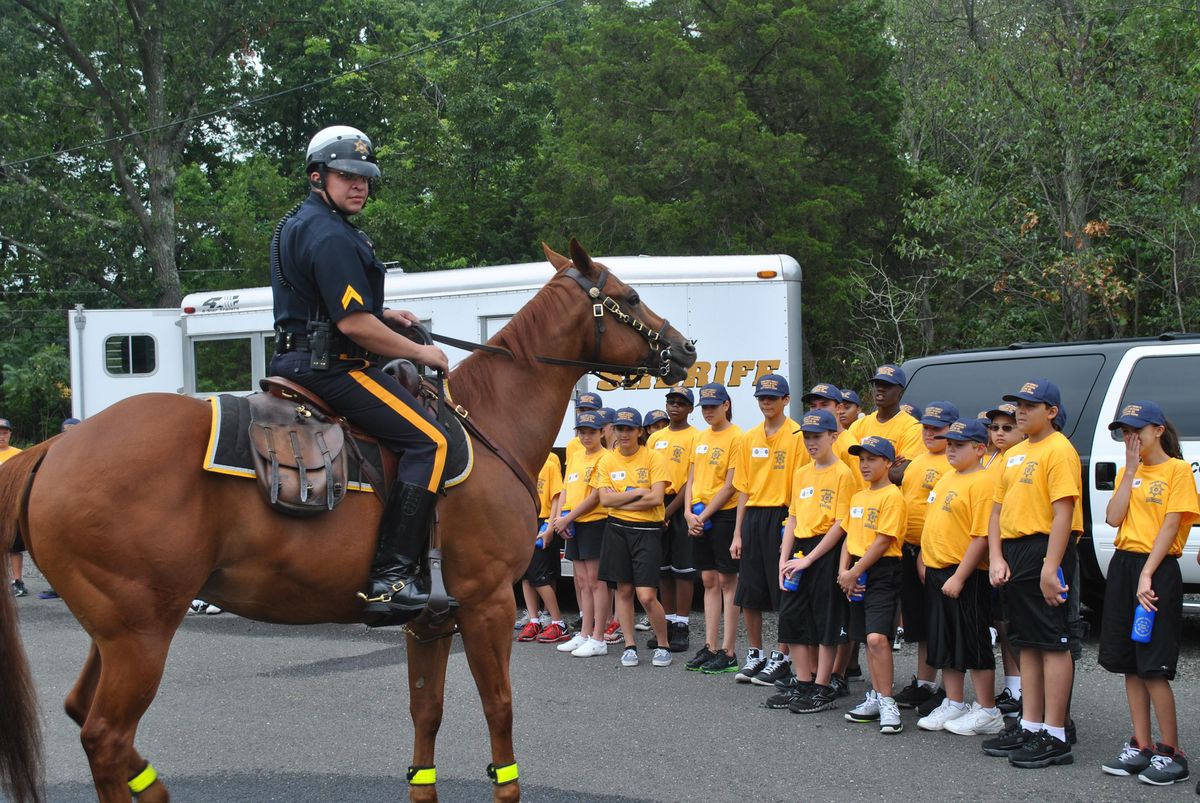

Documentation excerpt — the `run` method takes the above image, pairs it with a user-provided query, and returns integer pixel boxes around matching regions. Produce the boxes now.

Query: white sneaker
[571,638,608,658]
[846,690,880,723]
[621,647,639,667]
[634,615,651,631]
[917,698,968,731]
[557,632,588,653]
[652,648,672,667]
[944,703,1005,735]
[204,603,223,615]
[878,696,903,734]
[513,610,530,630]
[188,599,206,615]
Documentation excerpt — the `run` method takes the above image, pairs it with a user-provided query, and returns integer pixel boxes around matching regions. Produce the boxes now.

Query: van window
[194,338,252,393]
[905,354,1106,439]
[105,335,157,376]
[1117,356,1200,439]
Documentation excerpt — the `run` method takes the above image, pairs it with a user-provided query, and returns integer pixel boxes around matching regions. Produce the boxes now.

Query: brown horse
[0,239,695,803]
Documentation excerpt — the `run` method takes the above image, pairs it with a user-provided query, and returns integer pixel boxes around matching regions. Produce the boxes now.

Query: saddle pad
[202,394,472,491]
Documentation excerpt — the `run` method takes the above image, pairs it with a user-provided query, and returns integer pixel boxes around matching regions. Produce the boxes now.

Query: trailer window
[104,335,157,376]
[1116,355,1200,440]
[194,338,252,393]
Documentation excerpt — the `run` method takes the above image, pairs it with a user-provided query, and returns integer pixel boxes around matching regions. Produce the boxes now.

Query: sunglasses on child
[988,424,1016,432]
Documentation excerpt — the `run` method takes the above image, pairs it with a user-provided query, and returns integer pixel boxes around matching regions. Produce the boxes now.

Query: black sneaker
[1102,739,1155,777]
[995,688,1022,718]
[11,580,27,598]
[734,649,769,683]
[893,676,935,710]
[700,650,739,674]
[751,651,792,687]
[668,621,691,653]
[982,722,1035,757]
[1008,731,1073,768]
[1139,746,1190,786]
[774,674,799,692]
[685,646,716,672]
[829,674,850,698]
[915,687,947,717]
[1067,718,1077,745]
[791,684,837,714]
[765,683,810,710]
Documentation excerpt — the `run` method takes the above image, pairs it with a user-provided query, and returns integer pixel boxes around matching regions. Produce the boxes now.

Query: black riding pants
[271,352,448,492]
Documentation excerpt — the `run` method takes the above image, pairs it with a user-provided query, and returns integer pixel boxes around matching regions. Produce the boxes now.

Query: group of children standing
[515,365,1197,787]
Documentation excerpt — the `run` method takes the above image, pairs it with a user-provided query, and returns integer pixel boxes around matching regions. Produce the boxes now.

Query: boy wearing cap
[1,418,26,597]
[565,392,603,465]
[847,365,924,464]
[915,419,1004,735]
[802,384,861,483]
[773,409,858,713]
[730,374,805,685]
[840,436,907,734]
[594,407,673,668]
[984,379,1082,768]
[839,389,863,430]
[650,386,699,652]
[642,409,669,442]
[984,401,1026,716]
[684,383,743,674]
[894,402,959,712]
[516,453,570,643]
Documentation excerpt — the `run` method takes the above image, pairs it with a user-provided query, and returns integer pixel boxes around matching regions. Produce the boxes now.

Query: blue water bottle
[1131,604,1155,643]
[560,509,575,538]
[535,521,548,550]
[783,550,804,592]
[1055,567,1068,602]
[691,501,712,531]
[849,572,867,602]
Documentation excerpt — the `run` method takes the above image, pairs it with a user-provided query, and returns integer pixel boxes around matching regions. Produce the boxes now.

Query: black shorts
[660,495,696,577]
[693,508,738,575]
[924,566,995,672]
[1098,550,1182,680]
[778,534,849,646]
[849,556,901,640]
[734,506,789,611]
[564,519,606,562]
[900,543,927,642]
[523,521,561,587]
[598,518,663,588]
[9,532,23,554]
[1001,534,1076,652]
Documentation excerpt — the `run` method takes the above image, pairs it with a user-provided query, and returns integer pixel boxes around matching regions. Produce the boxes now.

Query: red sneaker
[516,621,541,642]
[536,622,570,643]
[603,620,623,643]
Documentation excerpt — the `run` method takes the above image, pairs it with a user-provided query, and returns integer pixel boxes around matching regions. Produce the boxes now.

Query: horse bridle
[425,264,688,388]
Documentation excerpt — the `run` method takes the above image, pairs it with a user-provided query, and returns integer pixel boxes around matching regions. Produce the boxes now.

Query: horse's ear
[542,242,570,272]
[568,237,597,278]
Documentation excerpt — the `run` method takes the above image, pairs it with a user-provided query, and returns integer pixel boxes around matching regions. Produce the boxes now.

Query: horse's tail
[0,442,51,803]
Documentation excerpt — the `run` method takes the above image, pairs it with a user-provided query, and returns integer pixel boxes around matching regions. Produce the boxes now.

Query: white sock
[918,679,938,691]
[1005,676,1022,698]
[1045,725,1067,742]
[666,614,680,624]
[948,699,967,710]
[552,620,565,628]
[1021,719,1043,734]
[677,615,690,624]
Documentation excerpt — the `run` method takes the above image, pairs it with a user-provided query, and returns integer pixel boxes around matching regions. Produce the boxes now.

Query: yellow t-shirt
[562,447,609,524]
[565,436,582,465]
[537,453,564,519]
[850,411,924,461]
[994,431,1084,539]
[845,484,906,558]
[590,447,670,523]
[833,429,863,488]
[732,418,806,507]
[901,451,951,544]
[921,469,997,569]
[983,449,1007,478]
[0,445,22,464]
[691,424,743,511]
[650,425,697,499]
[1114,459,1200,557]
[789,460,858,539]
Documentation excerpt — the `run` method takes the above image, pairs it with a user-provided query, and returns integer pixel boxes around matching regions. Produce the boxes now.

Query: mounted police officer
[270,125,455,619]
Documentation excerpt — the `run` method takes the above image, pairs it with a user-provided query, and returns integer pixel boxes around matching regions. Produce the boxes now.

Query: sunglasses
[988,424,1016,432]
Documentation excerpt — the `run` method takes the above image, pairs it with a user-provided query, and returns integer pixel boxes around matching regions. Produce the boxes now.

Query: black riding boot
[358,481,439,614]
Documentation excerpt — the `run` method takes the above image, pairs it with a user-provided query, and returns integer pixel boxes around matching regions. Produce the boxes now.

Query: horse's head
[542,239,697,386]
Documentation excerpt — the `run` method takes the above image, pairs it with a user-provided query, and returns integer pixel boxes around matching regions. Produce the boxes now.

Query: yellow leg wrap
[486,761,519,785]
[407,765,437,785]
[128,762,158,794]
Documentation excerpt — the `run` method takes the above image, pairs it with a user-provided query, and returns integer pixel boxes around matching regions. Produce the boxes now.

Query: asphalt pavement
[8,563,1200,802]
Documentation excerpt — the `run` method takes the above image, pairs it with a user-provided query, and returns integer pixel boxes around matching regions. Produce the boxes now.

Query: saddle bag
[247,394,348,516]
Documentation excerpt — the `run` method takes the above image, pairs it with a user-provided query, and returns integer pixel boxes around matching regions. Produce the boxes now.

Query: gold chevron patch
[341,285,364,310]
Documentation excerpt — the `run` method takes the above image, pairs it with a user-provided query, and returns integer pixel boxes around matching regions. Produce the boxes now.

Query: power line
[0,0,570,171]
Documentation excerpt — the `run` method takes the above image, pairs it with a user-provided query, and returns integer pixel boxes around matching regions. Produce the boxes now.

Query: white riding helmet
[305,125,381,178]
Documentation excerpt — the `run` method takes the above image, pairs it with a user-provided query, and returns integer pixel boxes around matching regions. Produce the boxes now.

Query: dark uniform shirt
[273,192,385,334]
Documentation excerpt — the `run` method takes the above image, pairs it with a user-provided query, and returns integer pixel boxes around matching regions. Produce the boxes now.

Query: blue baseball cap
[1108,401,1167,431]
[575,411,603,430]
[900,402,919,418]
[801,383,842,403]
[985,402,1018,420]
[697,383,731,406]
[62,417,81,430]
[754,374,790,398]
[798,409,839,433]
[919,401,960,428]
[849,436,896,461]
[870,364,907,387]
[643,409,669,427]
[612,407,642,428]
[840,389,861,407]
[1003,379,1062,408]
[665,386,695,405]
[0,418,12,431]
[575,392,602,410]
[597,407,617,425]
[937,418,989,444]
